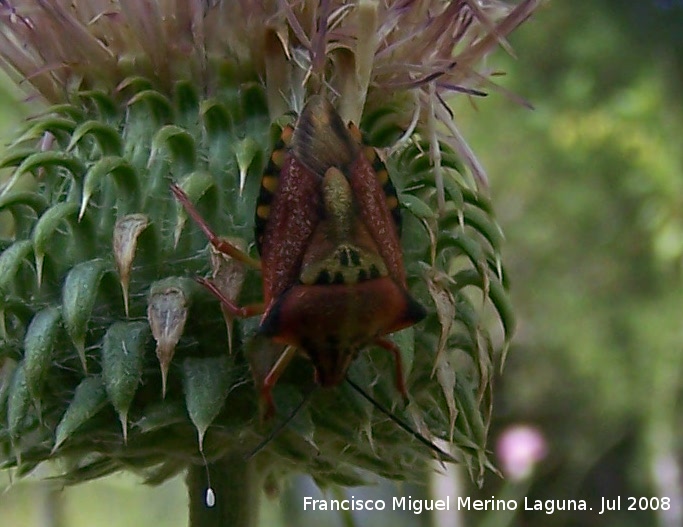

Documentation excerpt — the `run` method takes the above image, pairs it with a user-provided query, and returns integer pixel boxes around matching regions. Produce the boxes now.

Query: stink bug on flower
[171,95,426,416]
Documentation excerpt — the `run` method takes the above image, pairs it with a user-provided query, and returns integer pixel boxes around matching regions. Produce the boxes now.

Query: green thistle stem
[187,454,260,527]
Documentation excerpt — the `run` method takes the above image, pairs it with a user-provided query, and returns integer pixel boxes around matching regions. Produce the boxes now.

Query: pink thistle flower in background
[497,424,548,481]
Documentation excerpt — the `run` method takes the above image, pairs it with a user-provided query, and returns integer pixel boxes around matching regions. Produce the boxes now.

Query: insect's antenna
[345,376,456,463]
[244,387,317,460]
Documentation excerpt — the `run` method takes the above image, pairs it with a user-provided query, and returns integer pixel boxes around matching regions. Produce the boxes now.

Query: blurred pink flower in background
[496,425,547,481]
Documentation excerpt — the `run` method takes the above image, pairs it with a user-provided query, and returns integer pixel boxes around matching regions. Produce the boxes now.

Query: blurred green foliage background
[1,1,682,526]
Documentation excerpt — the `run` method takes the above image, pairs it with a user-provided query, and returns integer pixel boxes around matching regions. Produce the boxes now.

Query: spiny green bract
[0,80,512,488]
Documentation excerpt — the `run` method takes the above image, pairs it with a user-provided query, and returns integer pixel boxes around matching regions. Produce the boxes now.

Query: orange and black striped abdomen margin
[361,143,402,236]
[254,125,293,254]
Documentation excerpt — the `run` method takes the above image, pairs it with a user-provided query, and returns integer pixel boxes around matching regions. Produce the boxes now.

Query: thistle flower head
[497,424,547,481]
[0,0,534,493]
[1,0,538,188]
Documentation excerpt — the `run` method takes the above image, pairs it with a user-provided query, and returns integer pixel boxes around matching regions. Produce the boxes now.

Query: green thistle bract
[0,0,533,499]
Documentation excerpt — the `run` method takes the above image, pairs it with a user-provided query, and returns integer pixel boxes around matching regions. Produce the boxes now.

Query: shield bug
[171,95,426,416]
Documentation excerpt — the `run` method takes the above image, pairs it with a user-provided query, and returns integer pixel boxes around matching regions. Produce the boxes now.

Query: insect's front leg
[170,183,261,269]
[260,345,298,419]
[374,337,409,404]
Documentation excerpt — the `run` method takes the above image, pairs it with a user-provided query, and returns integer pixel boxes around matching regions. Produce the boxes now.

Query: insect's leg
[374,337,409,403]
[196,277,264,318]
[170,183,261,269]
[261,345,297,419]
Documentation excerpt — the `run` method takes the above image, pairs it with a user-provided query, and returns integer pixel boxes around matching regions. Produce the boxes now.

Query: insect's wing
[291,96,406,286]
[290,96,356,176]
[258,154,322,303]
[347,152,407,287]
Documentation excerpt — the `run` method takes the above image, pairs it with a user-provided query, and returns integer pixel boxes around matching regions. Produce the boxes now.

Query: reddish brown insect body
[172,96,425,415]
